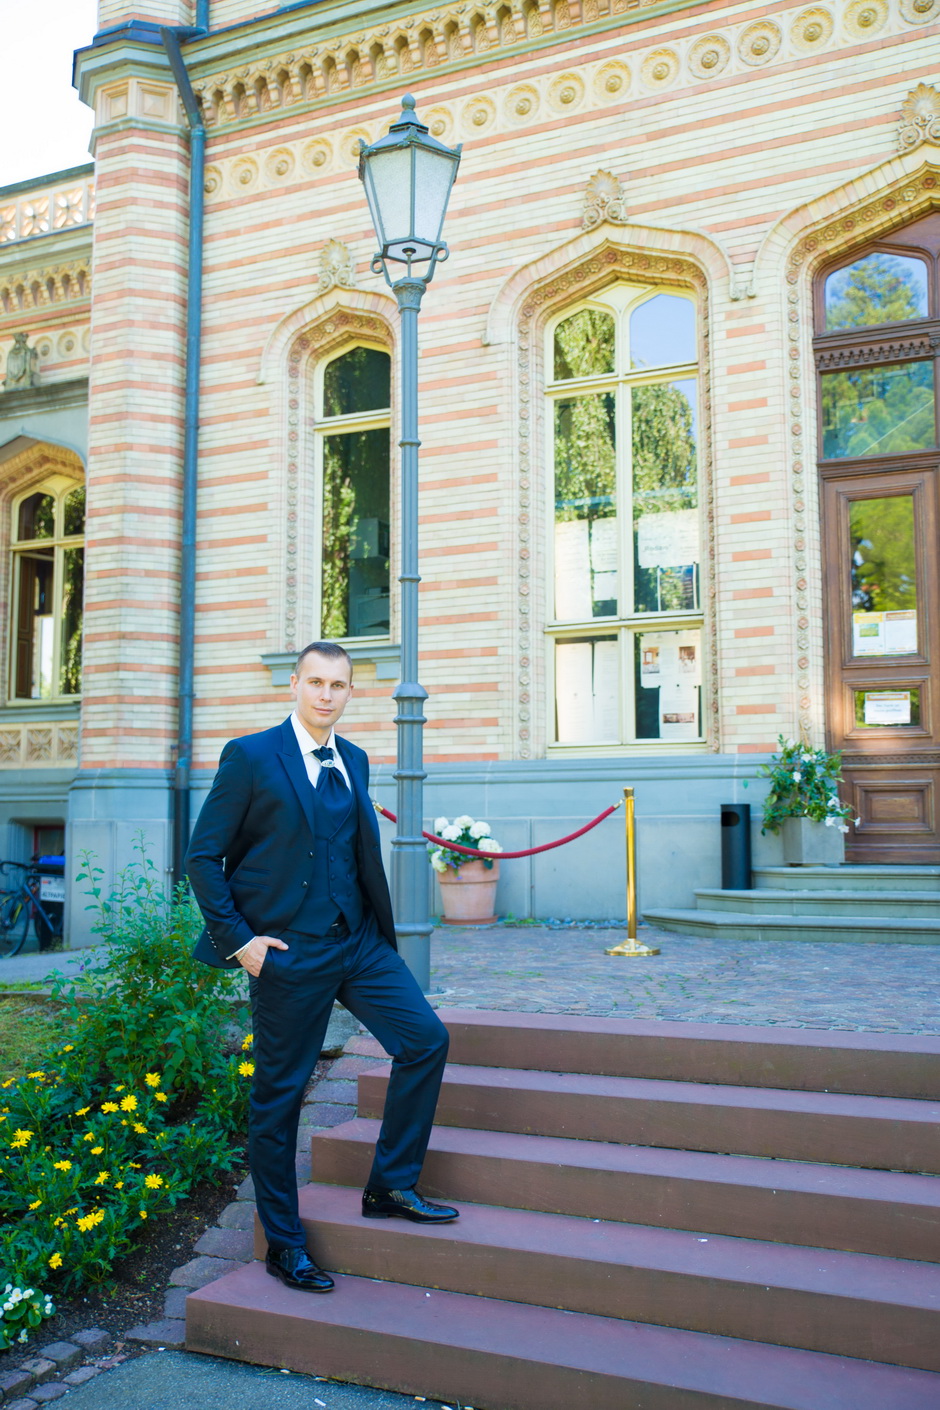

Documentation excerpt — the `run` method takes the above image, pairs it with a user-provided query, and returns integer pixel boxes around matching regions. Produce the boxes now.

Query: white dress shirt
[289,712,352,790]
[229,715,351,958]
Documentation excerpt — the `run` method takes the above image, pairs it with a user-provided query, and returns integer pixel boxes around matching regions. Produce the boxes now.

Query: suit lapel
[276,718,317,841]
[334,735,377,844]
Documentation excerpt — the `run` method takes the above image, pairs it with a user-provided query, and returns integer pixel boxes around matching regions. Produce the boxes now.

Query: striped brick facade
[1,0,939,935]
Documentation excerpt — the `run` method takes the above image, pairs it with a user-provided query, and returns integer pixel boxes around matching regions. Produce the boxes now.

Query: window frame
[814,231,940,468]
[312,340,393,646]
[544,283,706,752]
[8,478,85,705]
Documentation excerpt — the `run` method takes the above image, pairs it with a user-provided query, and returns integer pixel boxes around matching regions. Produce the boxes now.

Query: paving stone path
[428,921,940,1033]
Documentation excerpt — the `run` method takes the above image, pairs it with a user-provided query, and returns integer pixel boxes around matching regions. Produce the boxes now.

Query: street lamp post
[358,95,462,989]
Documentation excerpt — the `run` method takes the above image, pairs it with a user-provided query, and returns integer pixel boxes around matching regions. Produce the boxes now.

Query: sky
[2,1,99,188]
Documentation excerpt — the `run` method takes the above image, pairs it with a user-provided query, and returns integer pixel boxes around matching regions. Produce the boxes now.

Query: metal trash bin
[720,805,751,890]
[34,854,65,951]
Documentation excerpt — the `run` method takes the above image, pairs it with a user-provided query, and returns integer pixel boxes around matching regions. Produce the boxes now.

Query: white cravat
[289,711,352,791]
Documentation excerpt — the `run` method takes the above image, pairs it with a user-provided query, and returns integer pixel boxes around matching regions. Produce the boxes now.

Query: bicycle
[0,859,65,958]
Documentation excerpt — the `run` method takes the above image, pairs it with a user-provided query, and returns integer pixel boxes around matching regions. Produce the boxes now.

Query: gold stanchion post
[605,786,659,957]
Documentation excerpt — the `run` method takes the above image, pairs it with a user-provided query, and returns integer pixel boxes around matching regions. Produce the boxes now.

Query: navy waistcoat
[290,775,364,934]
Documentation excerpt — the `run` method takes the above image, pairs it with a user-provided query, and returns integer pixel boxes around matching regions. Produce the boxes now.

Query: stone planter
[438,858,500,925]
[780,817,845,866]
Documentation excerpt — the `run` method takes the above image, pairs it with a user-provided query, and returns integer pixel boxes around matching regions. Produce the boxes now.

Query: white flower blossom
[433,817,449,834]
[453,814,474,830]
[469,821,491,839]
[792,773,801,784]
[477,836,502,853]
[855,818,862,826]
[429,850,449,874]
[441,824,461,842]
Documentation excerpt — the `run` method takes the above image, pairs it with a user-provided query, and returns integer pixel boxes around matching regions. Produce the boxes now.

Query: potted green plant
[429,815,502,924]
[757,736,857,865]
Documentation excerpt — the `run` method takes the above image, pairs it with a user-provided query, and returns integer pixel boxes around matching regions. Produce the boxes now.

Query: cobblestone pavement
[427,922,940,1033]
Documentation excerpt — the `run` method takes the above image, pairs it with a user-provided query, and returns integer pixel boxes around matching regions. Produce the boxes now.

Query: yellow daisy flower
[144,1073,161,1087]
[91,1146,104,1155]
[75,1106,91,1116]
[101,1102,119,1114]
[94,1171,110,1185]
[238,1061,255,1078]
[49,1252,63,1269]
[133,1123,147,1135]
[155,1092,168,1103]
[120,1095,137,1112]
[28,1199,41,1210]
[144,1173,163,1189]
[53,1160,72,1171]
[241,1034,253,1050]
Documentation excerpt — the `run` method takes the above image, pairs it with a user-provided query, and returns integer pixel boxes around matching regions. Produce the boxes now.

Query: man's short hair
[294,640,353,678]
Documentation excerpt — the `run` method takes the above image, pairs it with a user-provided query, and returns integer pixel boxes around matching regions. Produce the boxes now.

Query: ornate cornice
[0,257,92,318]
[0,172,94,247]
[814,328,940,368]
[188,0,940,134]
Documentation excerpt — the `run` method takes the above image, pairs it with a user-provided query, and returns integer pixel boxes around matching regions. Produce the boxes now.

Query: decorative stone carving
[898,84,940,151]
[317,240,357,294]
[592,62,631,103]
[900,0,940,21]
[641,49,680,89]
[738,21,781,64]
[548,72,585,110]
[582,171,629,230]
[843,0,887,36]
[790,7,834,50]
[688,35,731,79]
[3,332,38,390]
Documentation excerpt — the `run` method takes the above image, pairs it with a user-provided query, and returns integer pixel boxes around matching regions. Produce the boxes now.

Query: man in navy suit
[187,640,457,1294]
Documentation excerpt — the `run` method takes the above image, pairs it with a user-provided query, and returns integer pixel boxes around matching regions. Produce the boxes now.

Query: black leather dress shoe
[362,1187,459,1223]
[265,1245,335,1292]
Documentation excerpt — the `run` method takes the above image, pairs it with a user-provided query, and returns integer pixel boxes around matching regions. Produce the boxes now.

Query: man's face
[290,652,353,742]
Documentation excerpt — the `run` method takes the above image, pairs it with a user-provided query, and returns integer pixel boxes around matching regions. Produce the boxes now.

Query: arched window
[316,346,391,640]
[10,482,85,700]
[547,284,702,747]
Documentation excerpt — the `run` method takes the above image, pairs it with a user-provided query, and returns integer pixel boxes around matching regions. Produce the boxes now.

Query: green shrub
[754,736,855,835]
[0,841,252,1296]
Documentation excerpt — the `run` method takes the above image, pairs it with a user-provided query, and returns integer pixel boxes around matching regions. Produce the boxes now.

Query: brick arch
[257,286,398,387]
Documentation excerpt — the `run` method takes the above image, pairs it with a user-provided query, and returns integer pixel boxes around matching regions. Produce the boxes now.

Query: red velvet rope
[372,801,621,859]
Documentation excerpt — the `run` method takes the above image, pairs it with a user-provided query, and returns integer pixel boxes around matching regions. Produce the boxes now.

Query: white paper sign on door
[863,691,912,725]
[636,508,699,569]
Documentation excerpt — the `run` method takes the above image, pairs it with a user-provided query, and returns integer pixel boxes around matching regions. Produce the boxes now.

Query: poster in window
[554,519,592,620]
[636,508,699,569]
[852,610,917,657]
[863,691,912,725]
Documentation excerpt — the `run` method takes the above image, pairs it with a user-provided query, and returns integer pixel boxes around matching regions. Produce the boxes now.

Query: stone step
[357,1064,940,1172]
[641,907,940,944]
[753,866,940,893]
[436,1009,940,1098]
[185,1261,940,1409]
[277,1183,940,1371]
[310,1118,940,1260]
[694,888,940,918]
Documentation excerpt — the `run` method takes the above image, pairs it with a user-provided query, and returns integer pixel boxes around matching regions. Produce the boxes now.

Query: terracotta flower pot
[437,858,500,925]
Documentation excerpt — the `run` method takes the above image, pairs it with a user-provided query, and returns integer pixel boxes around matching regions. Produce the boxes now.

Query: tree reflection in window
[850,497,916,612]
[821,360,935,459]
[632,380,699,612]
[824,253,928,332]
[11,482,85,700]
[319,347,391,639]
[554,309,615,380]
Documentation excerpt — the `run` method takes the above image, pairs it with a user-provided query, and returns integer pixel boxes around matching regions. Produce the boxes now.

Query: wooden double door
[822,458,940,863]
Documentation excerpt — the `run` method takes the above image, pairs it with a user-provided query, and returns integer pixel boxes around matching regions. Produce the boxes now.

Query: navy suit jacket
[186,717,396,969]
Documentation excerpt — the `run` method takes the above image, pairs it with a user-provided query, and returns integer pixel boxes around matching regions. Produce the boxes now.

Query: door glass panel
[323,347,390,416]
[554,393,617,620]
[824,253,929,331]
[634,628,702,740]
[850,495,918,657]
[630,294,696,370]
[821,360,935,459]
[63,486,86,537]
[632,379,700,613]
[555,635,619,743]
[321,429,390,638]
[853,688,921,728]
[553,310,615,380]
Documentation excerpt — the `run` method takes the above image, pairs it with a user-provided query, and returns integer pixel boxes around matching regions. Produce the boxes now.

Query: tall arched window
[10,482,85,700]
[315,346,391,640]
[547,284,702,747]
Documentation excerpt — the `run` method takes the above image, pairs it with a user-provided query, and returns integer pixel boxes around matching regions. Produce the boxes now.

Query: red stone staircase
[186,1010,940,1409]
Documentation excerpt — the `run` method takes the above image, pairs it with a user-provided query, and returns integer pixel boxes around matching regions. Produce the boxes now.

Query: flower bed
[0,843,250,1327]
